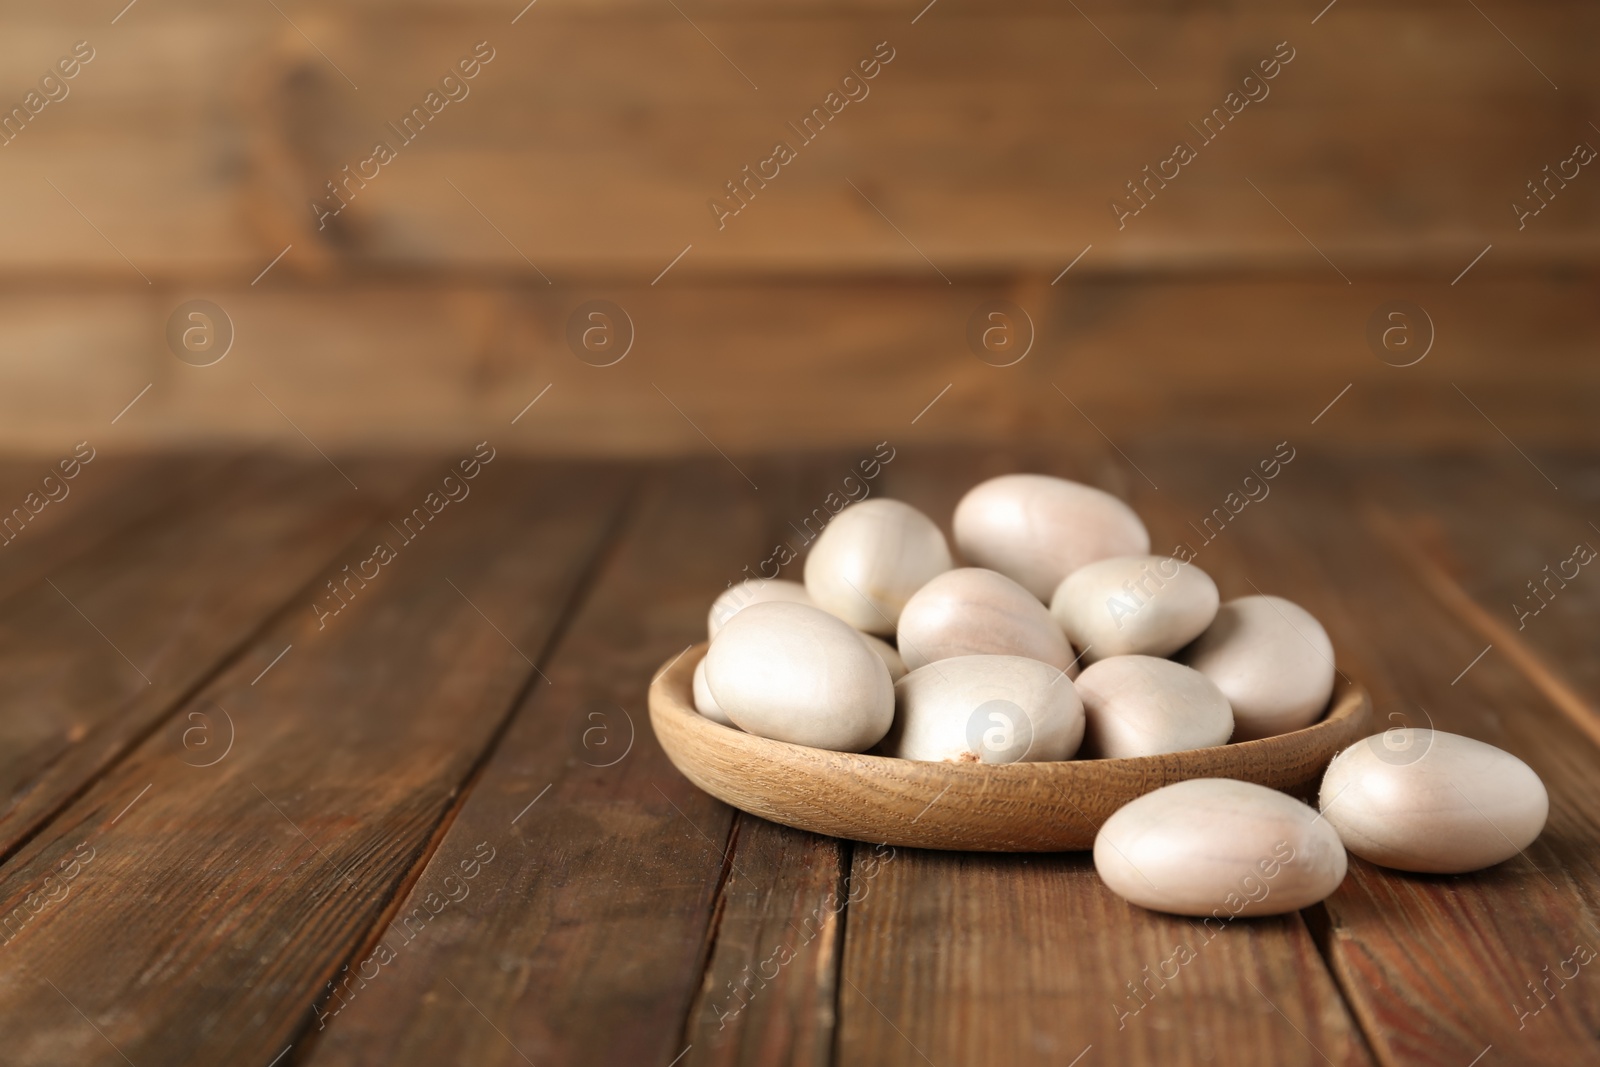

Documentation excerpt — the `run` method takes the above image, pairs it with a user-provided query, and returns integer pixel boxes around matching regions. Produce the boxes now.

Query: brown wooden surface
[7,2,1595,278]
[0,2,1595,454]
[302,458,766,1066]
[0,456,421,861]
[3,0,1591,1060]
[0,454,226,607]
[684,815,848,1067]
[6,276,1597,455]
[0,456,631,1064]
[0,445,1597,1066]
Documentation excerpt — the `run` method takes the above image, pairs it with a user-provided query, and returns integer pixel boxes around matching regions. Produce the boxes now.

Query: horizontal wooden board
[0,3,1594,278]
[0,276,1592,454]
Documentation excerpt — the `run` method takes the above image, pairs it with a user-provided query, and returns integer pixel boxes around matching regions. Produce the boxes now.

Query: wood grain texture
[1124,447,1600,1066]
[839,844,1374,1066]
[3,2,1596,278]
[1,448,1597,1066]
[2,277,1595,455]
[1359,451,1600,746]
[0,459,631,1066]
[297,459,770,1067]
[0,456,415,861]
[0,454,229,607]
[682,816,849,1067]
[652,643,1369,850]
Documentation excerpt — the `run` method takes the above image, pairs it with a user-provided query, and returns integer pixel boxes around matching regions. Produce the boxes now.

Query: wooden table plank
[0,455,416,862]
[1359,450,1600,744]
[836,447,1374,1067]
[682,814,848,1067]
[0,453,230,608]
[0,458,631,1066]
[298,458,779,1067]
[8,3,1599,277]
[5,445,1590,1066]
[841,847,1374,1067]
[1128,446,1600,1066]
[7,278,1597,458]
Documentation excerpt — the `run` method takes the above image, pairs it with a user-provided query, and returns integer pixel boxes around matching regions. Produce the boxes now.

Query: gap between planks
[679,815,749,1056]
[827,841,855,1067]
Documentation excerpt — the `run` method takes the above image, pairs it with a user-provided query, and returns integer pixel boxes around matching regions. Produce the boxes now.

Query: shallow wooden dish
[650,644,1372,851]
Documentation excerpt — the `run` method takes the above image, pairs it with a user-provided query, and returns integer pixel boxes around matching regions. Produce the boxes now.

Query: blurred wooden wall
[1,0,1596,454]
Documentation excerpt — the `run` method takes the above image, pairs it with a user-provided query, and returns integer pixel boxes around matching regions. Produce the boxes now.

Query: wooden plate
[649,644,1373,851]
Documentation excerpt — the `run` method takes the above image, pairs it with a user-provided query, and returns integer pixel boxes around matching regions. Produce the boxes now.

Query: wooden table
[0,444,1595,1066]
